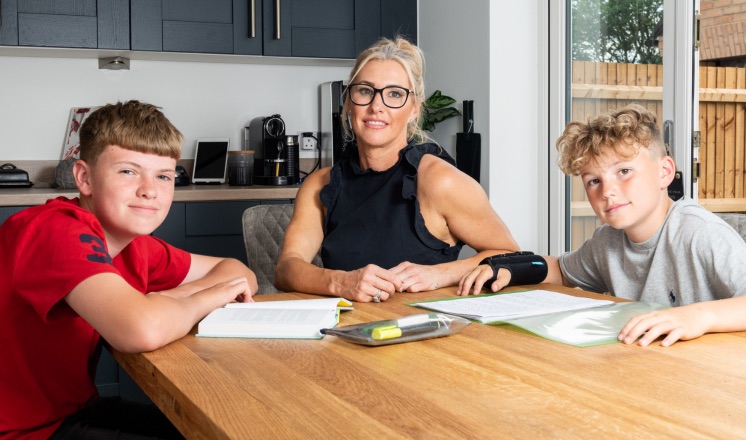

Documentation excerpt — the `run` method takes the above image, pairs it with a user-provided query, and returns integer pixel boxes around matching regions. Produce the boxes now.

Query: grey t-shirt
[559,198,746,306]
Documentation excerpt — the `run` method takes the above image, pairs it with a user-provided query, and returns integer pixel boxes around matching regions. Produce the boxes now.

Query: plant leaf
[425,92,457,109]
[426,107,461,124]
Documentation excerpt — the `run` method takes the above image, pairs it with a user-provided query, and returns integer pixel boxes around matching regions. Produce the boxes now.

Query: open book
[409,290,614,324]
[197,297,353,339]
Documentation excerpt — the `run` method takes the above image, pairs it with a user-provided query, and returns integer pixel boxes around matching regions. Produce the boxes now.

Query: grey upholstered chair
[715,213,746,242]
[242,204,322,294]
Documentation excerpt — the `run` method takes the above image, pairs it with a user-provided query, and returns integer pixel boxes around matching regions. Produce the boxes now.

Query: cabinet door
[153,200,292,266]
[262,0,417,59]
[5,0,128,49]
[234,0,264,55]
[381,0,417,45]
[0,0,19,45]
[0,206,28,224]
[263,0,361,58]
[260,0,291,56]
[132,0,235,53]
[152,202,187,248]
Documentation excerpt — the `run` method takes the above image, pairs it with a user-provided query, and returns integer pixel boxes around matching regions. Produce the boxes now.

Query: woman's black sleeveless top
[319,142,463,271]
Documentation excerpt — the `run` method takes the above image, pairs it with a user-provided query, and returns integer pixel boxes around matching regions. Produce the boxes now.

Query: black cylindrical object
[285,135,299,184]
[228,150,254,186]
[463,100,474,133]
[456,100,481,183]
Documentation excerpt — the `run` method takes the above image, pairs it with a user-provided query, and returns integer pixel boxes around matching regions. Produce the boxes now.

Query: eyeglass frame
[346,83,415,109]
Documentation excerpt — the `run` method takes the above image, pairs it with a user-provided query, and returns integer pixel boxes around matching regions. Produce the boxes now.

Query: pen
[371,321,442,340]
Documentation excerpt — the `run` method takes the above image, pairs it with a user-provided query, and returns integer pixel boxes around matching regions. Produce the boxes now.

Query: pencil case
[320,313,470,346]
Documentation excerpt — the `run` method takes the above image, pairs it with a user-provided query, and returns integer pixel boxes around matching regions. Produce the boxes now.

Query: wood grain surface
[112,285,746,439]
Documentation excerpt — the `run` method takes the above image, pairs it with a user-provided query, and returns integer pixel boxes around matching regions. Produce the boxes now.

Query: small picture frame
[61,107,99,160]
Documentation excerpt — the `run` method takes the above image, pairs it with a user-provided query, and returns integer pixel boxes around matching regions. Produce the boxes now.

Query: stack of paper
[410,290,614,324]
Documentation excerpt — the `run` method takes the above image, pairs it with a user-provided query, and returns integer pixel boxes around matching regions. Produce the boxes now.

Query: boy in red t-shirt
[0,100,258,439]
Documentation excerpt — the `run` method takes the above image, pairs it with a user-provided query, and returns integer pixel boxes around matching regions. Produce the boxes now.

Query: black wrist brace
[480,251,548,286]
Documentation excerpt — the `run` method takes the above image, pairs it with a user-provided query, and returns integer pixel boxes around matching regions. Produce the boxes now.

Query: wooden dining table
[111,285,746,439]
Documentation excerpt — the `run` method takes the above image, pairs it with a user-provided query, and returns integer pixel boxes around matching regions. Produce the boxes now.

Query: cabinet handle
[248,0,255,38]
[273,0,281,40]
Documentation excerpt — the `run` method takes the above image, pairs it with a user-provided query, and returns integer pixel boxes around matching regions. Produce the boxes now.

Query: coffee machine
[248,114,299,185]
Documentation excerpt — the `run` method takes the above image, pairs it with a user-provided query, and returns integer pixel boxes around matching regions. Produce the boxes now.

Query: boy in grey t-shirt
[459,104,746,347]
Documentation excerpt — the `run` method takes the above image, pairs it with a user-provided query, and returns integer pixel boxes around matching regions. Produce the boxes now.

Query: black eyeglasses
[347,83,414,109]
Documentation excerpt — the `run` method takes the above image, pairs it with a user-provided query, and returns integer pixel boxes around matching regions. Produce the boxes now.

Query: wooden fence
[568,60,746,248]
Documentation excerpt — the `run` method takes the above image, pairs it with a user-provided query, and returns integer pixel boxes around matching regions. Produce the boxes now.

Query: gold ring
[373,290,382,303]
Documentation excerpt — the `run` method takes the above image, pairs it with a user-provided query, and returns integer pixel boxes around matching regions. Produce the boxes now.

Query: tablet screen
[193,139,229,183]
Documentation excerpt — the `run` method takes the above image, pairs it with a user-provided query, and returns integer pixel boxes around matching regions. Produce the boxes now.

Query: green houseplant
[420,90,461,132]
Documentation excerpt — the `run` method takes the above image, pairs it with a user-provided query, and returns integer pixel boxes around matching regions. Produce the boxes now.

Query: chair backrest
[715,213,746,242]
[242,204,322,294]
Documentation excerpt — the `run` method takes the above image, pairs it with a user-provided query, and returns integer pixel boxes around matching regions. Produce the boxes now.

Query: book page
[221,308,331,325]
[411,290,614,323]
[224,297,353,311]
[198,307,338,339]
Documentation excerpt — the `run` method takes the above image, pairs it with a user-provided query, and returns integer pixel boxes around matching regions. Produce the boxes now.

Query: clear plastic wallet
[320,313,471,346]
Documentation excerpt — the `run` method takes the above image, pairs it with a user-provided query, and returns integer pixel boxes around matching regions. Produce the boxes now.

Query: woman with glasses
[275,37,519,302]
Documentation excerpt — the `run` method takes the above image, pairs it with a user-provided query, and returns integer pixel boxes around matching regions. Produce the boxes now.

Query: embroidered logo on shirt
[80,234,112,264]
[668,290,676,305]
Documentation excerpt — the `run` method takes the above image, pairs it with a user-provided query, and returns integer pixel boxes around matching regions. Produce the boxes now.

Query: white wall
[419,0,490,189]
[419,0,544,252]
[0,54,350,160]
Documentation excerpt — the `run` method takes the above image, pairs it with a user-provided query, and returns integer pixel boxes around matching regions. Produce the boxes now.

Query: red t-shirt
[0,197,190,439]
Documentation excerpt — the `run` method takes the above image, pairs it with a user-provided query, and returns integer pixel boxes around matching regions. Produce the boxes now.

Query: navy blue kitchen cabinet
[152,199,292,266]
[0,0,129,49]
[262,0,417,58]
[130,0,241,54]
[1,0,415,58]
[0,206,27,223]
[131,0,416,58]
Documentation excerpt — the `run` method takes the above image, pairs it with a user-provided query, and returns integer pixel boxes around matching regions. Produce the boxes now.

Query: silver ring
[373,289,382,303]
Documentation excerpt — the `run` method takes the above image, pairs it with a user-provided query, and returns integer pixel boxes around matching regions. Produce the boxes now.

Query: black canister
[285,135,300,185]
[228,150,255,186]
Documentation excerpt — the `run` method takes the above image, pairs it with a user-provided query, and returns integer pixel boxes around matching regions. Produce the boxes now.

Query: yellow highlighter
[371,322,441,341]
[371,325,401,340]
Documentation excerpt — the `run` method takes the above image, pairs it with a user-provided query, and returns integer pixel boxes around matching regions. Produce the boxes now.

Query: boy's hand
[617,303,714,347]
[148,277,253,302]
[221,277,254,303]
[457,265,512,296]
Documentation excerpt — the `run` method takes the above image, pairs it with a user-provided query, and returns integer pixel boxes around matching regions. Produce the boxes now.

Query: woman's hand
[331,264,403,302]
[457,265,512,296]
[388,261,445,292]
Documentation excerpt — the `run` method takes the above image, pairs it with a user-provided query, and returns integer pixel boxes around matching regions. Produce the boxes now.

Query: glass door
[556,0,699,252]
[694,2,746,213]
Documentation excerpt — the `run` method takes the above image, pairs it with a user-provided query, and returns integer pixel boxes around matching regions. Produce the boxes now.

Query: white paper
[411,290,614,323]
[225,297,353,311]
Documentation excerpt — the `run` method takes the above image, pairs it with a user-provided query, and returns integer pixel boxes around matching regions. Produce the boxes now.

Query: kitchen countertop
[0,160,306,206]
[0,184,299,207]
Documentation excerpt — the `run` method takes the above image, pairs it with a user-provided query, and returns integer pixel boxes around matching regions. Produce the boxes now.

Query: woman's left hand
[389,261,444,292]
